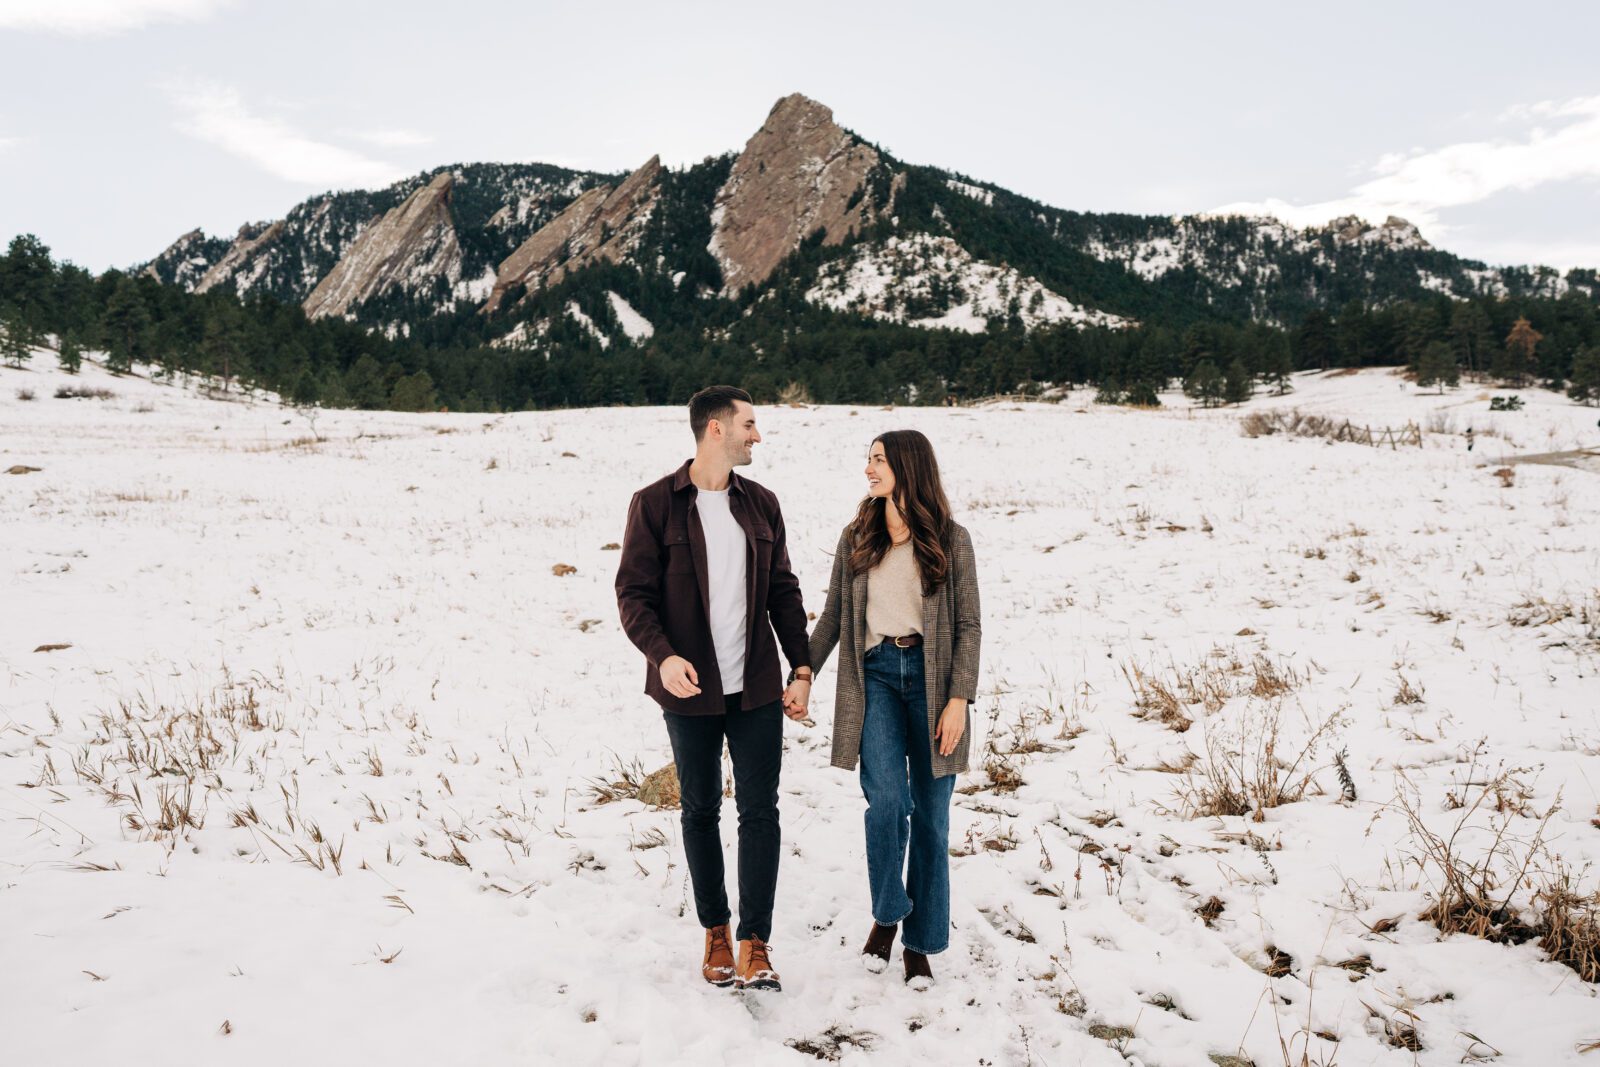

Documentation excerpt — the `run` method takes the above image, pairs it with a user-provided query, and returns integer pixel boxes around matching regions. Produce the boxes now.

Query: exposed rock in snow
[708,93,901,297]
[1328,214,1432,250]
[302,173,461,320]
[141,228,218,289]
[483,156,661,314]
[807,233,1132,332]
[605,291,653,341]
[195,221,285,295]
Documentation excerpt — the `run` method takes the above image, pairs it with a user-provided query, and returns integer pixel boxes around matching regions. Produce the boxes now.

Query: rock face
[195,221,284,294]
[302,172,462,320]
[141,228,226,289]
[483,156,662,313]
[708,93,897,296]
[1328,214,1432,250]
[808,233,1133,332]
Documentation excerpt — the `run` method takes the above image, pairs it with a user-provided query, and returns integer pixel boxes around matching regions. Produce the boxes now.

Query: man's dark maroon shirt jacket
[615,459,811,715]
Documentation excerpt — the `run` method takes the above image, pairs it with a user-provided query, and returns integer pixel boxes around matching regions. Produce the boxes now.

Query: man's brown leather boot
[702,924,736,987]
[736,935,781,991]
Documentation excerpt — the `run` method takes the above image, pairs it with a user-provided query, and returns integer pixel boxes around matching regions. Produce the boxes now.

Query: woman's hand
[782,679,812,722]
[934,698,967,756]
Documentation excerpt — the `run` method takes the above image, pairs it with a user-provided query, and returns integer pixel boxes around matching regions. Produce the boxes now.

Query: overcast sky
[3,0,1598,274]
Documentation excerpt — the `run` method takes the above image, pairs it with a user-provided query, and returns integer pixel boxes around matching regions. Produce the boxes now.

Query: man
[615,385,812,992]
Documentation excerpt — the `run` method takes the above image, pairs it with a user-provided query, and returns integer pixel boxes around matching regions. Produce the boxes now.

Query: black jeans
[662,696,782,943]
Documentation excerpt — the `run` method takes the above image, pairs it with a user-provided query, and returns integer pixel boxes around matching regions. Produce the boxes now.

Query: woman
[790,429,981,988]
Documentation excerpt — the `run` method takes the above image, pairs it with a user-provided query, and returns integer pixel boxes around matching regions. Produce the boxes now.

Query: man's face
[714,400,760,466]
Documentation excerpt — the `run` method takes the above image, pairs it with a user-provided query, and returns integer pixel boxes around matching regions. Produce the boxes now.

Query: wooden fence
[1329,420,1422,448]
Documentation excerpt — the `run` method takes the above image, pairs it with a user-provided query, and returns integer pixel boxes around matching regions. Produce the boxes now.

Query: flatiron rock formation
[708,93,899,296]
[302,172,462,320]
[483,155,662,313]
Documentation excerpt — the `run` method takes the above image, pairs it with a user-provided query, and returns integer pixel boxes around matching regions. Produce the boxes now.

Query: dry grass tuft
[1395,769,1600,983]
[1508,595,1574,628]
[55,384,115,400]
[1174,701,1344,821]
[983,752,1025,794]
[785,1026,876,1060]
[586,755,647,805]
[1392,673,1425,706]
[1121,660,1191,732]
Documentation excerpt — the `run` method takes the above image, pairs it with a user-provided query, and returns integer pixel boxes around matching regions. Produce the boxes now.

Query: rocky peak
[302,171,461,320]
[1328,214,1431,250]
[141,228,216,289]
[482,155,662,313]
[194,221,284,294]
[708,93,899,296]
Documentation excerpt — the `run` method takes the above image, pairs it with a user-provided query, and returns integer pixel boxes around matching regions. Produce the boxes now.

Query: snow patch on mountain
[945,179,994,206]
[605,292,653,342]
[454,268,497,304]
[807,233,1132,332]
[566,302,609,349]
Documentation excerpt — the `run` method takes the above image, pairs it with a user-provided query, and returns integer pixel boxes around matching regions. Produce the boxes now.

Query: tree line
[3,233,1598,410]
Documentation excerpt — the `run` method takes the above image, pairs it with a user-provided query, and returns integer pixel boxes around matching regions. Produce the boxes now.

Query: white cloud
[353,128,434,149]
[0,0,228,34]
[169,80,407,188]
[1211,95,1600,245]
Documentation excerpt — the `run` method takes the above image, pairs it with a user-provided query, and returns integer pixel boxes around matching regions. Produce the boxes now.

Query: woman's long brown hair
[848,430,953,595]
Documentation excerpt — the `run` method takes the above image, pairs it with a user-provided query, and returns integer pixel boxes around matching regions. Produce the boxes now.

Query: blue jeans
[859,641,956,955]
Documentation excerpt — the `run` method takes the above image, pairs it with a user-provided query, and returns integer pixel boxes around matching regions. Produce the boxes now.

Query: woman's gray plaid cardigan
[807,521,981,778]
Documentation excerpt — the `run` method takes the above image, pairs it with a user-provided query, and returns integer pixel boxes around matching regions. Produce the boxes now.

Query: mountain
[137,93,1599,353]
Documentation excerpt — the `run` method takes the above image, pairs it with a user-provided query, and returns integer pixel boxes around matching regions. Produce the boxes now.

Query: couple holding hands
[614,386,982,993]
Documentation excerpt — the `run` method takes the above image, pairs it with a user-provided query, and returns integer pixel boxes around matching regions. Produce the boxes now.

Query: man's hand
[782,678,812,722]
[934,698,968,756]
[659,656,701,699]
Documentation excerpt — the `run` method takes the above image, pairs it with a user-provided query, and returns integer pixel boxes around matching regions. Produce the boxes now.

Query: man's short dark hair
[689,385,753,441]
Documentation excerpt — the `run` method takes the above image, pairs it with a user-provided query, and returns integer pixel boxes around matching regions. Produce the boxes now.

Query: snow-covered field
[3,357,1598,1066]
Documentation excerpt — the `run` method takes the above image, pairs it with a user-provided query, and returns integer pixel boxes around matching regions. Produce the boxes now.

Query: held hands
[659,655,701,699]
[782,678,812,723]
[934,698,968,757]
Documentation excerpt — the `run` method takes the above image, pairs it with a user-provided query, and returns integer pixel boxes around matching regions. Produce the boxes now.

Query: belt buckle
[894,635,913,648]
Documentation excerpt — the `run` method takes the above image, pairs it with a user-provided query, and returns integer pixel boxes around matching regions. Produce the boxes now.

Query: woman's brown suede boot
[862,922,897,973]
[903,948,933,990]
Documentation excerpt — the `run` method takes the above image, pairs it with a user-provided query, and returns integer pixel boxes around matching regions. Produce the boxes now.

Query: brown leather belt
[887,634,922,648]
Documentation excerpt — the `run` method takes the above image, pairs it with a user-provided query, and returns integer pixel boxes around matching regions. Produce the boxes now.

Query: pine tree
[1223,358,1253,405]
[1294,310,1335,372]
[1502,317,1542,386]
[1261,332,1294,395]
[200,303,247,391]
[1569,345,1600,406]
[389,370,438,412]
[1124,379,1161,407]
[344,354,387,409]
[57,330,83,374]
[1183,360,1223,407]
[101,277,151,373]
[1415,341,1459,394]
[1448,302,1493,378]
[1,304,33,368]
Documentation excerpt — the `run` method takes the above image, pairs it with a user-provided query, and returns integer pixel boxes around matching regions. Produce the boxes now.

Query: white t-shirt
[695,489,748,695]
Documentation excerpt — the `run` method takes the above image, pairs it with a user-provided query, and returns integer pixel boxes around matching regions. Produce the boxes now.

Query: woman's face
[865,441,896,499]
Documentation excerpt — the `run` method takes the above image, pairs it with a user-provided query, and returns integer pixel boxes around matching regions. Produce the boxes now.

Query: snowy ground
[3,356,1599,1066]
